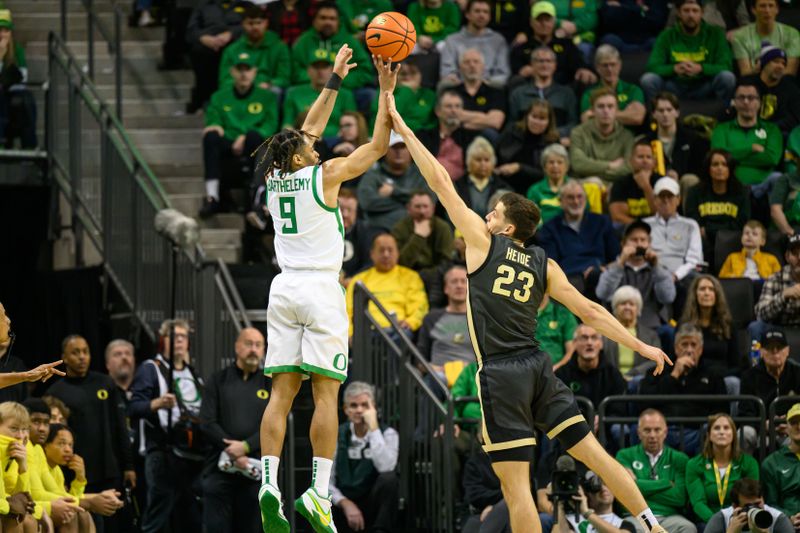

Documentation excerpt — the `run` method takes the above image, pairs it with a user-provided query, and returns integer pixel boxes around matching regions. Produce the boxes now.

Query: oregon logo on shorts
[248,102,263,114]
[257,389,269,400]
[97,389,109,400]
[333,353,348,372]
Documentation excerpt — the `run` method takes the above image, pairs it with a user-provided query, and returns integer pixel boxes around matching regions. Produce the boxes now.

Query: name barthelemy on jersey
[505,247,531,268]
[267,176,312,193]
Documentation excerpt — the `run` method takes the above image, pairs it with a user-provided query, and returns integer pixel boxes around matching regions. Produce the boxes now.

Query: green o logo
[333,353,347,371]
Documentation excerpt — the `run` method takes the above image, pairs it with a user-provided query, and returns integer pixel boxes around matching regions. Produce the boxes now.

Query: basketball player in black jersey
[385,93,672,533]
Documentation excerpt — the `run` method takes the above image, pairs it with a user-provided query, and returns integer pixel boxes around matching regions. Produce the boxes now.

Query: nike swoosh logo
[781,468,791,475]
[311,496,332,526]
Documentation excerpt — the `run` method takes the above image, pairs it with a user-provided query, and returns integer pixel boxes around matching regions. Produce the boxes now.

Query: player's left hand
[333,45,357,79]
[373,55,400,94]
[640,344,673,376]
[24,360,66,383]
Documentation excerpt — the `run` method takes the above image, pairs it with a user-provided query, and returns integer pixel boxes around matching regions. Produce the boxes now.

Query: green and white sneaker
[294,487,337,533]
[258,483,290,533]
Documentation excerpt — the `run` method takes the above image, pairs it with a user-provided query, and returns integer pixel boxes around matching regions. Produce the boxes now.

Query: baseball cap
[531,1,556,18]
[0,10,13,30]
[234,52,256,68]
[787,234,800,251]
[760,41,787,67]
[389,130,406,147]
[653,177,680,196]
[788,403,800,422]
[761,326,788,349]
[309,49,334,66]
[623,220,651,239]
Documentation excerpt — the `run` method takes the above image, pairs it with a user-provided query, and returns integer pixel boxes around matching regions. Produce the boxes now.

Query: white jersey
[266,164,344,273]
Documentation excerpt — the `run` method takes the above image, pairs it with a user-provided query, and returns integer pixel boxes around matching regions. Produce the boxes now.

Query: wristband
[582,509,595,519]
[325,73,342,91]
[243,441,251,454]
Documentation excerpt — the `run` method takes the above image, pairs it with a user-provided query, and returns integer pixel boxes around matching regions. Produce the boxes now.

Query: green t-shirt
[580,79,644,113]
[731,22,800,63]
[526,179,570,224]
[406,1,462,42]
[535,300,578,364]
[205,85,279,140]
[549,0,598,42]
[338,0,394,33]
[368,84,437,130]
[451,361,480,430]
[282,84,357,138]
[769,171,800,223]
[710,118,783,185]
[615,445,689,517]
[218,31,291,89]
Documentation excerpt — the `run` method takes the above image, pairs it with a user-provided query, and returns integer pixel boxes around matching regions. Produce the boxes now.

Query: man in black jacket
[48,334,136,533]
[200,327,270,533]
[744,45,800,136]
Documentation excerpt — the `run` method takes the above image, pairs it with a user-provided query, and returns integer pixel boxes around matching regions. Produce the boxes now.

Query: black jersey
[467,234,548,361]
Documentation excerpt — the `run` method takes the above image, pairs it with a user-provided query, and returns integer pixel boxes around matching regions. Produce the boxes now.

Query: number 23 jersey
[266,164,345,273]
[468,234,547,360]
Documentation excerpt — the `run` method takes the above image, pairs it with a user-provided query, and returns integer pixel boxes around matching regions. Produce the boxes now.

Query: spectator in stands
[185,0,244,113]
[597,221,675,334]
[455,137,511,218]
[526,143,573,224]
[266,0,314,45]
[218,5,290,94]
[416,265,472,385]
[0,401,38,532]
[705,478,795,533]
[487,0,529,43]
[497,100,561,194]
[510,2,597,88]
[686,414,759,523]
[616,409,695,533]
[731,0,800,77]
[508,46,578,137]
[555,324,627,421]
[104,340,135,401]
[609,140,662,224]
[746,44,800,136]
[770,170,800,237]
[752,234,800,336]
[282,53,358,139]
[200,52,279,218]
[340,189,376,284]
[407,0,461,52]
[547,0,599,62]
[451,49,507,145]
[357,133,427,231]
[679,275,740,387]
[330,381,399,533]
[738,327,800,454]
[0,10,36,149]
[538,293,578,369]
[128,319,203,533]
[418,91,471,181]
[569,87,635,183]
[199,328,269,533]
[48,335,135,531]
[598,0,667,53]
[345,233,430,336]
[329,112,369,157]
[639,324,728,454]
[580,45,647,129]
[645,92,708,184]
[392,189,454,274]
[639,0,735,104]
[439,0,510,88]
[761,403,800,520]
[538,180,620,297]
[644,177,703,283]
[685,149,750,264]
[711,81,783,199]
[719,220,781,280]
[556,473,636,533]
[338,0,392,38]
[42,396,68,426]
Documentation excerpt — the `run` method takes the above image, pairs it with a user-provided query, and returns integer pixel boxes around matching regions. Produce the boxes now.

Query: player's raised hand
[639,344,673,376]
[333,44,357,79]
[385,92,409,133]
[373,55,400,94]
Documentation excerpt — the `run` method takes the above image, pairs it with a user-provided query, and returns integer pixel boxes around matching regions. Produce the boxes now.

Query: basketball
[365,12,417,62]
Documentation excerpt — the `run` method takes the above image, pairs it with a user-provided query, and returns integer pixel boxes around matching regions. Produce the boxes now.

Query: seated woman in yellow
[0,401,38,533]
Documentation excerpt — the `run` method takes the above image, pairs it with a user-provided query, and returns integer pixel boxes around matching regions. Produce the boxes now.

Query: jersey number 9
[279,197,298,234]
[491,264,534,303]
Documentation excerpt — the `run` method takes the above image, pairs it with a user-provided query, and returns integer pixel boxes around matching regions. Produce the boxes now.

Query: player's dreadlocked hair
[252,129,316,180]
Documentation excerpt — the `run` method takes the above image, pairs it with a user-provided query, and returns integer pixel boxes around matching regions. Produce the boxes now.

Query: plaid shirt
[268,0,316,45]
[755,265,800,325]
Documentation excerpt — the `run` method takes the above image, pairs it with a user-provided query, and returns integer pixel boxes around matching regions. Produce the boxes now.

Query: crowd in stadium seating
[0,8,37,149]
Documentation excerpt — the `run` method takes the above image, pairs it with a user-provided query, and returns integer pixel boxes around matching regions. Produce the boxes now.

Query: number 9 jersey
[266,164,345,273]
[467,234,548,362]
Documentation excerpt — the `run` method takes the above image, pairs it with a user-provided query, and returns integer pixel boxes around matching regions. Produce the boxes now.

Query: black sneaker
[198,197,221,219]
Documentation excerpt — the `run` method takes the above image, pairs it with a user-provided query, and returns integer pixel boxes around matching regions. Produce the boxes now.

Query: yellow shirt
[719,249,781,280]
[27,441,84,518]
[346,265,429,336]
[0,434,30,516]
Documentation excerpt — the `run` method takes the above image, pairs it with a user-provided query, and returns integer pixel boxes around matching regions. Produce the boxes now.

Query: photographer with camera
[556,469,636,533]
[705,478,793,533]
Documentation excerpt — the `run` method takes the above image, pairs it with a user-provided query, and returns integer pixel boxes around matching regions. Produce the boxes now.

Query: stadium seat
[719,277,755,327]
[784,328,800,363]
[713,229,743,274]
[766,229,787,266]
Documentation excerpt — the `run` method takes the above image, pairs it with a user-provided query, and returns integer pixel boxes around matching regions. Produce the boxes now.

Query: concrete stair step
[149,163,204,178]
[124,114,203,130]
[127,129,201,146]
[26,40,163,59]
[160,177,205,195]
[168,192,204,215]
[16,27,162,42]
[200,244,240,264]
[6,0,117,12]
[200,228,242,247]
[28,59,194,86]
[200,213,246,232]
[95,83,192,100]
[139,143,199,164]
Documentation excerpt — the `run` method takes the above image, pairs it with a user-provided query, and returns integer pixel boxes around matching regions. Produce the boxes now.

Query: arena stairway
[16,0,243,262]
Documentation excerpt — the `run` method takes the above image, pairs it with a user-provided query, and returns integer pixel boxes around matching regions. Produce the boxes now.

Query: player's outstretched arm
[546,259,672,375]
[386,92,490,251]
[301,45,357,139]
[323,56,398,186]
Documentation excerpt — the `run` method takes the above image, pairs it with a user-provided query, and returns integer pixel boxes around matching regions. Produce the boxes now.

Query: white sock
[637,509,660,532]
[205,179,220,200]
[261,455,279,487]
[311,457,333,497]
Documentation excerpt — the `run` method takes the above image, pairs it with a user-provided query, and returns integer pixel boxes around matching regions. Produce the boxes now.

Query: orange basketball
[365,12,417,62]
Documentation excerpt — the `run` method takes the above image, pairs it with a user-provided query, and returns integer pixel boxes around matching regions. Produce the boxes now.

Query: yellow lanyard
[713,460,730,507]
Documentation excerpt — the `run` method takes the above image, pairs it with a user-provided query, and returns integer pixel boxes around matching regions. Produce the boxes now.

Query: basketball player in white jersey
[256,45,399,533]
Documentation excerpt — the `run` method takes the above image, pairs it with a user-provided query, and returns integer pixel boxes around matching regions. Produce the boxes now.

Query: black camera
[740,504,773,531]
[635,246,647,257]
[581,472,603,494]
[550,456,581,517]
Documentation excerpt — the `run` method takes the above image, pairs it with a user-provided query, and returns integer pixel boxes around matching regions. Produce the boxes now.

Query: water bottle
[749,340,761,367]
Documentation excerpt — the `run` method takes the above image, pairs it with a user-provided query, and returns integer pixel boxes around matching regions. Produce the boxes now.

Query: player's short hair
[343,381,375,403]
[499,192,540,242]
[254,129,316,180]
[0,402,30,429]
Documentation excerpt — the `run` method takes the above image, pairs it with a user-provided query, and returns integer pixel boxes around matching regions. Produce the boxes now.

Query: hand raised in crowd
[333,45,358,80]
[68,454,87,483]
[340,498,365,531]
[24,360,66,383]
[8,439,27,473]
[362,399,379,432]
